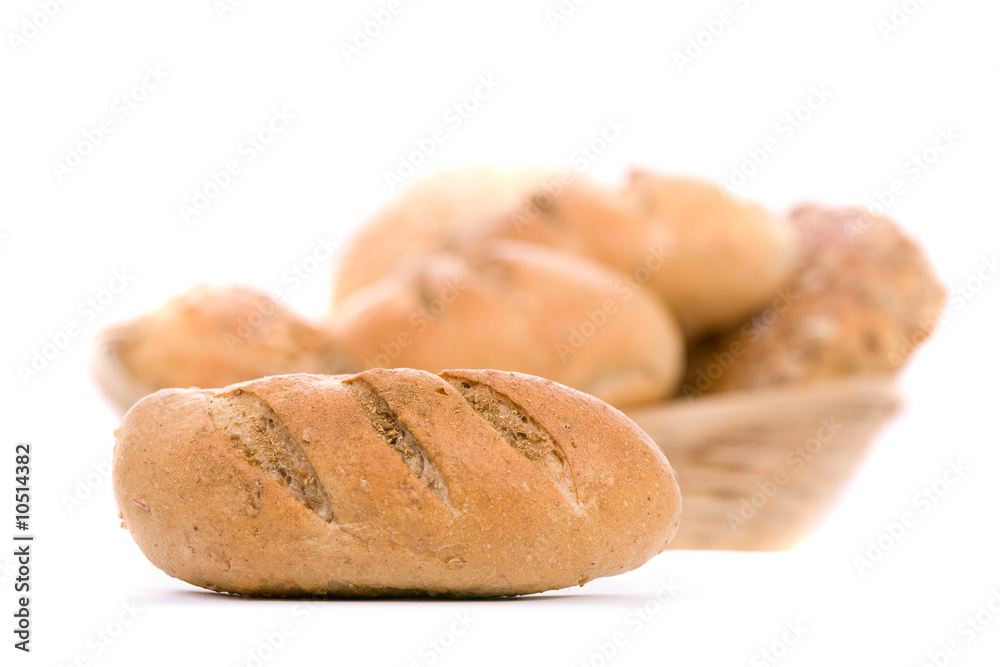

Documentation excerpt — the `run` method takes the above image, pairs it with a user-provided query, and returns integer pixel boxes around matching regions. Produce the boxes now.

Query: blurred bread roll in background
[333,241,685,408]
[332,165,559,307]
[91,285,357,413]
[466,176,670,282]
[345,166,797,341]
[682,205,946,396]
[622,170,797,337]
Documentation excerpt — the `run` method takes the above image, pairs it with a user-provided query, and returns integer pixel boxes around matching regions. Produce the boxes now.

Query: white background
[2,1,999,665]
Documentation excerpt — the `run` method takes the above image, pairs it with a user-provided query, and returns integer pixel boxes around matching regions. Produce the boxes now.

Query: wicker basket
[626,375,901,551]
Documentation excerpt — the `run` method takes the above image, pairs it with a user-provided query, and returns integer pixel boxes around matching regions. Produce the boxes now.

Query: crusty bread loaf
[332,165,560,308]
[91,285,357,413]
[332,240,686,407]
[622,170,797,336]
[113,369,682,597]
[681,205,946,395]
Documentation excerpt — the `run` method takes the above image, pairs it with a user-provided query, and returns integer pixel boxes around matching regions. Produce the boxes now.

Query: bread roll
[113,369,682,597]
[332,165,560,307]
[466,177,670,279]
[681,205,946,395]
[622,170,797,336]
[91,285,357,413]
[332,241,685,407]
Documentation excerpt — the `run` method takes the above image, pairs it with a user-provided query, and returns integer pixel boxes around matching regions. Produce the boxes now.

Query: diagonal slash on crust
[345,378,452,507]
[207,388,337,523]
[442,373,581,511]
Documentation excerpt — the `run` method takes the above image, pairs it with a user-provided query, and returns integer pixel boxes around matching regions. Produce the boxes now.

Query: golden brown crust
[91,285,357,413]
[331,241,685,408]
[681,205,946,395]
[113,369,682,597]
[622,170,797,336]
